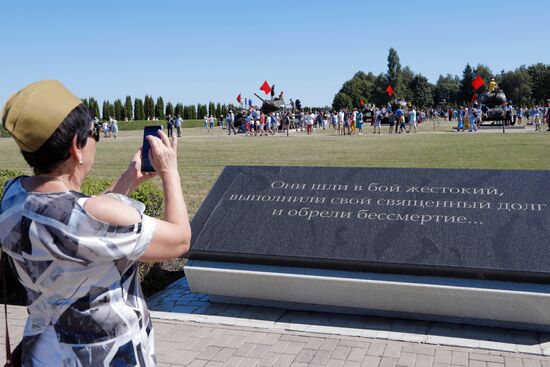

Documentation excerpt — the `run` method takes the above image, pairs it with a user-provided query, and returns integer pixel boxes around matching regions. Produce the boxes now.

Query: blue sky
[1,0,549,108]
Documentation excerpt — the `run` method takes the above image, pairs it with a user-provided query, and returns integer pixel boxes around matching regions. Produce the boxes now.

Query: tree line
[333,48,550,111]
[81,96,237,121]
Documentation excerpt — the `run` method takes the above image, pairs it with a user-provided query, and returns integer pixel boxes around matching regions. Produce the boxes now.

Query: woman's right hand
[147,130,178,179]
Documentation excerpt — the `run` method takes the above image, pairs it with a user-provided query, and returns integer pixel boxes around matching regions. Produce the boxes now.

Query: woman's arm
[105,150,155,196]
[86,131,191,261]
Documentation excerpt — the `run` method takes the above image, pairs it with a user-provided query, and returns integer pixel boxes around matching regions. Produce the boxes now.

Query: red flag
[386,85,393,96]
[471,93,478,103]
[472,75,484,90]
[360,98,365,106]
[237,94,242,104]
[260,81,271,95]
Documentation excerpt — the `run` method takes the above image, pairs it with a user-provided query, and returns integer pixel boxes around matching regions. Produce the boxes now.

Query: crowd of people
[218,100,550,136]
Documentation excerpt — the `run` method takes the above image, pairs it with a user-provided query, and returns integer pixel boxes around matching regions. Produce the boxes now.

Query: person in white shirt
[175,115,183,137]
[337,110,345,135]
[408,108,417,133]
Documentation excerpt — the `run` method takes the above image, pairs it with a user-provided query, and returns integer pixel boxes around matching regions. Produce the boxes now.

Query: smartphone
[141,125,163,172]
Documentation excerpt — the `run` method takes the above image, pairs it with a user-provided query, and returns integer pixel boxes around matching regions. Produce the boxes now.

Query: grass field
[0,120,549,218]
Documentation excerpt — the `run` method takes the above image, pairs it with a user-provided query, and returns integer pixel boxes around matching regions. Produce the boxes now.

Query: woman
[0,80,191,366]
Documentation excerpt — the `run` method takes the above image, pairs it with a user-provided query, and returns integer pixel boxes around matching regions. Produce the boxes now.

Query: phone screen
[141,125,163,172]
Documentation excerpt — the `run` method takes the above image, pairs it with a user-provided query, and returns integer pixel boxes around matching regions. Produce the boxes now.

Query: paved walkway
[2,277,549,366]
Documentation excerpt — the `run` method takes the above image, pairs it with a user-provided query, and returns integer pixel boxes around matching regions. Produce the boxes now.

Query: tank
[478,90,508,123]
[254,93,285,114]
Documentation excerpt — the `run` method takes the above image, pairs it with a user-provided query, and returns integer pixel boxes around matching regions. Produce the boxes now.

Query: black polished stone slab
[190,166,550,283]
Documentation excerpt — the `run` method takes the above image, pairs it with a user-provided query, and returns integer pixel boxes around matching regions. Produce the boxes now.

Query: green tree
[82,98,89,107]
[174,103,183,117]
[410,74,433,108]
[155,97,164,118]
[459,63,475,105]
[102,100,111,121]
[165,102,174,116]
[527,63,550,104]
[332,92,353,111]
[387,47,401,95]
[134,98,144,120]
[113,99,124,121]
[124,96,133,120]
[498,66,532,106]
[221,104,228,117]
[144,95,154,119]
[371,73,393,107]
[88,97,100,118]
[399,66,415,101]
[208,102,216,116]
[434,74,460,105]
[474,64,493,86]
[198,104,208,118]
[215,103,222,117]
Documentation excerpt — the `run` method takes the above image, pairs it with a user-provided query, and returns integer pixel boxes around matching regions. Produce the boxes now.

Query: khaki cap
[1,80,82,152]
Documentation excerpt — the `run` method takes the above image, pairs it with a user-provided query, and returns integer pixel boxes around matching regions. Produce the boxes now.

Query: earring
[79,160,83,165]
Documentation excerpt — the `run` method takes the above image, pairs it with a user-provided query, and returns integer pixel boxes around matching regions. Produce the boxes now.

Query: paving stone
[288,362,308,367]
[294,348,316,363]
[468,361,486,367]
[199,346,222,360]
[248,344,272,359]
[383,344,402,358]
[348,347,368,362]
[311,350,332,365]
[239,357,260,366]
[450,351,468,366]
[271,341,291,354]
[379,357,398,367]
[396,352,416,367]
[342,361,361,367]
[284,342,306,355]
[258,351,280,366]
[522,360,542,367]
[234,342,256,357]
[340,339,371,348]
[470,353,504,363]
[212,348,237,362]
[305,337,325,350]
[320,338,340,352]
[414,355,434,367]
[434,350,452,365]
[326,360,346,367]
[402,345,436,356]
[486,363,504,367]
[205,362,223,367]
[332,346,352,360]
[368,343,387,357]
[273,354,296,367]
[502,357,522,367]
[260,333,282,346]
[188,361,208,367]
[361,355,381,367]
[221,356,244,367]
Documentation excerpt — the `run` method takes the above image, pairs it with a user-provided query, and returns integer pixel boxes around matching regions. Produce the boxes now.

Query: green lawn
[1,121,549,218]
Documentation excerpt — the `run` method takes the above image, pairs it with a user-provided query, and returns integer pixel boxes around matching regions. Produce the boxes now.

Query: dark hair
[22,103,92,175]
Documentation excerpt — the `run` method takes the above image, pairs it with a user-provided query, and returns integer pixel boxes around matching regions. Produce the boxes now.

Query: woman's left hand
[106,149,157,196]
[126,149,157,187]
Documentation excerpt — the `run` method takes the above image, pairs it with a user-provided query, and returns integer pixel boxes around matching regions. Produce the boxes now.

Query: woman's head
[2,80,98,175]
[22,104,96,174]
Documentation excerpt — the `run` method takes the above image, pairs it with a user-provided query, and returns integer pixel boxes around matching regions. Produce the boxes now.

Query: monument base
[184,260,550,332]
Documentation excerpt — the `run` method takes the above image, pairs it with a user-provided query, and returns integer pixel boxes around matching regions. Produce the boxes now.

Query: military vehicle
[254,93,286,114]
[478,89,508,124]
